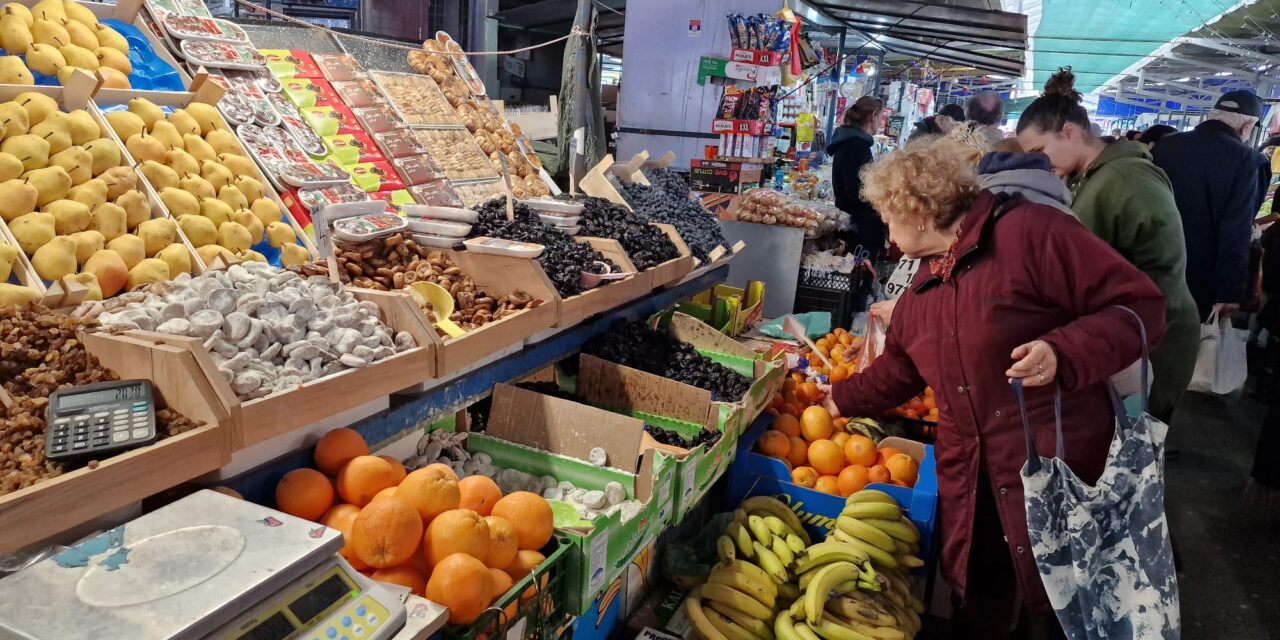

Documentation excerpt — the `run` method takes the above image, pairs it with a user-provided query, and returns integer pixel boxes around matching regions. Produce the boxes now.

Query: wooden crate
[555,237,652,328]
[0,332,231,553]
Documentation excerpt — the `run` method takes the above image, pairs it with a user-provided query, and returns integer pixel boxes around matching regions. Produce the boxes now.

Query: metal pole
[824,30,846,142]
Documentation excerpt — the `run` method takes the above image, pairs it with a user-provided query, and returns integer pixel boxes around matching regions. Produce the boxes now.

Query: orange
[322,503,367,570]
[483,515,519,569]
[396,466,462,523]
[868,465,891,485]
[837,465,870,497]
[379,455,408,484]
[770,392,784,410]
[491,492,554,551]
[505,549,547,599]
[337,456,401,507]
[757,430,791,458]
[488,568,518,621]
[830,432,850,448]
[372,565,427,596]
[800,406,834,441]
[807,439,845,475]
[839,332,853,346]
[885,454,920,487]
[843,435,877,467]
[459,475,503,516]
[785,437,809,468]
[779,403,802,417]
[371,486,400,503]
[783,378,798,394]
[424,462,459,481]
[784,390,800,407]
[275,468,334,521]
[771,413,801,438]
[424,509,491,568]
[314,428,369,476]
[876,446,903,466]
[211,486,243,499]
[829,366,849,383]
[352,496,423,568]
[790,466,819,489]
[798,382,820,405]
[814,475,840,496]
[427,553,495,624]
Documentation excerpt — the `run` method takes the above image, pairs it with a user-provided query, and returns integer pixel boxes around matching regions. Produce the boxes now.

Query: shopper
[1125,130,1141,141]
[1138,124,1178,149]
[828,96,887,261]
[1016,68,1199,422]
[906,103,964,142]
[830,136,1165,640]
[965,90,1006,143]
[1251,221,1280,489]
[1152,89,1271,320]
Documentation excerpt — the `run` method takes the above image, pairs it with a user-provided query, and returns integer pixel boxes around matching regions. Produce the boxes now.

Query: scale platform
[0,490,447,640]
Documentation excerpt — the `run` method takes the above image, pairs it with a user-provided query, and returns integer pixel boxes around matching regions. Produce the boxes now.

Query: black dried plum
[580,320,751,400]
[611,168,729,262]
[555,195,680,270]
[472,199,616,297]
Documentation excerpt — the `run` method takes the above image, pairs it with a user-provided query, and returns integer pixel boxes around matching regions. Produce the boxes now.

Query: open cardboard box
[0,331,231,553]
[667,311,784,425]
[484,383,674,615]
[555,237,652,328]
[578,354,738,524]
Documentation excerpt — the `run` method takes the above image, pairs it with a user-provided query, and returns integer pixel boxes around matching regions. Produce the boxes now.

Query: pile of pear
[0,0,132,87]
[0,240,39,305]
[1,91,194,302]
[107,97,309,268]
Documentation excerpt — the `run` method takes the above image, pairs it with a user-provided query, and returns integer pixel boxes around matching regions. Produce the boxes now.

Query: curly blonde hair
[859,137,982,230]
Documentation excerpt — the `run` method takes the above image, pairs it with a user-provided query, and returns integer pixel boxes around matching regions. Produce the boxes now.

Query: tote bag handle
[1106,305,1151,422]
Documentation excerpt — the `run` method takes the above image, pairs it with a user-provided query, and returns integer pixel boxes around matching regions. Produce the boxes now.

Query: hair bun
[1043,67,1081,103]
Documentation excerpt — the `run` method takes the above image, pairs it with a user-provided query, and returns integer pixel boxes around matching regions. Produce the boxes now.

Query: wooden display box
[647,223,694,289]
[0,332,231,553]
[555,237,652,328]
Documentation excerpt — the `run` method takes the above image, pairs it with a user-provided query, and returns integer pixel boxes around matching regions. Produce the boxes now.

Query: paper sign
[573,127,585,155]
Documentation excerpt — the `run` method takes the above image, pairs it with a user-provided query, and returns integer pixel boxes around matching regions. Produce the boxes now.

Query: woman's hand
[1007,340,1058,387]
[869,299,897,326]
[817,383,842,417]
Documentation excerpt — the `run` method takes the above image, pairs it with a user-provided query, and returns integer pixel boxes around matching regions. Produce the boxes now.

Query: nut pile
[472,200,616,297]
[92,263,417,399]
[0,305,201,495]
[567,196,681,270]
[579,320,751,400]
[615,169,729,262]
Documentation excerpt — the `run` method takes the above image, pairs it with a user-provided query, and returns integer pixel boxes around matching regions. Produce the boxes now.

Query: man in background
[965,90,1006,143]
[906,103,964,142]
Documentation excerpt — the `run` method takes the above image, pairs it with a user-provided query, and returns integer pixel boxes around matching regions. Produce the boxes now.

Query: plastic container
[405,217,471,238]
[331,212,408,242]
[162,15,249,43]
[400,205,478,223]
[463,236,544,259]
[412,233,466,249]
[179,40,265,69]
[520,198,583,216]
[537,213,580,227]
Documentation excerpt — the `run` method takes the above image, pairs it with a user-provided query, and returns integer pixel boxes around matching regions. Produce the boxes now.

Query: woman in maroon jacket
[831,139,1166,639]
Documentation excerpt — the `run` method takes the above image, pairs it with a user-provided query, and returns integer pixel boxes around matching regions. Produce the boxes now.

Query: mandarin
[771,413,802,438]
[837,465,870,497]
[396,466,461,523]
[876,446,903,466]
[800,406,834,441]
[868,465,891,485]
[814,475,840,496]
[844,435,877,467]
[275,468,334,521]
[322,503,367,570]
[758,430,792,458]
[885,454,920,487]
[424,508,491,568]
[785,437,809,467]
[427,553,495,624]
[483,515,519,569]
[337,455,401,507]
[352,497,423,568]
[459,475,503,516]
[378,455,408,484]
[491,492,554,551]
[372,565,426,596]
[791,466,819,488]
[314,427,368,476]
[807,439,845,475]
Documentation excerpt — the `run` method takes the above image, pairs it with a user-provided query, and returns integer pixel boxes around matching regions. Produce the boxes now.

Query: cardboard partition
[0,332,231,553]
[555,238,651,328]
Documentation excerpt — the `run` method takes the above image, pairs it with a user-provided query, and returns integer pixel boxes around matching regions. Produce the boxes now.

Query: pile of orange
[800,328,862,381]
[274,428,555,626]
[756,407,921,497]
[890,387,939,422]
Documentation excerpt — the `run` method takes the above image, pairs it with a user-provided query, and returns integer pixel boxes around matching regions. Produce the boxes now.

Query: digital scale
[0,490,448,640]
[45,379,158,461]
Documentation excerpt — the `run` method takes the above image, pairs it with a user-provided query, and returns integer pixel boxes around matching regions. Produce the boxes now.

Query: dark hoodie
[827,126,884,257]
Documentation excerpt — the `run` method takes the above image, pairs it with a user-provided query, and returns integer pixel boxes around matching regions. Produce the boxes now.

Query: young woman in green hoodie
[1015,68,1199,422]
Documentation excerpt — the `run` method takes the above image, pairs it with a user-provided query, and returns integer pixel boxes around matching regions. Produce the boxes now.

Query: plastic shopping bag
[1189,310,1248,395]
[856,313,886,373]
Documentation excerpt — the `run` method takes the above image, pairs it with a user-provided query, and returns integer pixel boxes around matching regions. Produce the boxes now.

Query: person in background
[966,90,1006,143]
[1152,89,1271,321]
[907,103,964,142]
[828,96,887,261]
[1016,68,1199,423]
[1125,130,1141,141]
[832,136,1165,640]
[1100,135,1118,144]
[1111,127,1124,138]
[1138,124,1178,150]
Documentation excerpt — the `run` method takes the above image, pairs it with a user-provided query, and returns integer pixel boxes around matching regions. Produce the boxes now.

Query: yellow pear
[29,115,69,155]
[196,244,234,265]
[82,248,127,296]
[13,92,54,125]
[0,10,32,57]
[168,109,199,137]
[8,209,53,253]
[42,198,89,234]
[105,109,144,140]
[114,188,148,227]
[68,228,102,263]
[139,159,178,190]
[181,133,215,162]
[98,165,134,199]
[3,3,31,27]
[233,175,264,202]
[95,65,128,89]
[94,24,126,53]
[205,129,240,156]
[48,144,90,184]
[82,137,119,175]
[155,243,191,277]
[0,177,35,221]
[163,148,197,176]
[68,271,101,300]
[186,102,223,136]
[230,208,263,243]
[0,151,22,180]
[0,243,16,280]
[125,132,164,163]
[128,98,164,129]
[62,1,96,28]
[126,257,169,290]
[89,201,125,240]
[63,19,95,50]
[157,186,197,217]
[217,184,247,211]
[198,196,231,226]
[178,172,214,199]
[58,43,96,70]
[105,233,142,268]
[200,160,232,191]
[217,221,251,253]
[23,42,63,76]
[0,55,32,84]
[30,0,66,25]
[149,119,182,150]
[31,234,75,279]
[23,165,70,206]
[0,282,38,305]
[68,177,105,208]
[31,18,68,48]
[1,133,48,170]
[0,100,27,139]
[215,152,258,178]
[136,216,176,256]
[236,248,266,263]
[265,221,297,248]
[177,213,215,247]
[65,109,98,144]
[249,197,281,227]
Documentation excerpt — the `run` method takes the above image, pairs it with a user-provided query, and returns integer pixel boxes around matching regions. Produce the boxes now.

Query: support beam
[1137,75,1221,96]
[1128,87,1215,109]
[1176,38,1280,68]
[1164,52,1264,80]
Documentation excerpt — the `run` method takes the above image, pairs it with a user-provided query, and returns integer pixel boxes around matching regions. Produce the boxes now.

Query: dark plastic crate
[793,266,870,330]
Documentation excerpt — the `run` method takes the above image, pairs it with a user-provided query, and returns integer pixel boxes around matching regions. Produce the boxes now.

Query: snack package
[346,161,407,193]
[333,79,384,109]
[353,105,405,134]
[259,49,320,78]
[410,181,464,208]
[373,189,417,208]
[314,53,366,82]
[373,129,429,159]
[324,132,383,166]
[392,154,447,186]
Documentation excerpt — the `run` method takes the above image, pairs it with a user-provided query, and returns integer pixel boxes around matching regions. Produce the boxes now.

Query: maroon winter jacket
[832,191,1166,612]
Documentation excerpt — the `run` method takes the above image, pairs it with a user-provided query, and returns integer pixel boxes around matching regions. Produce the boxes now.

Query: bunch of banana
[772,586,921,640]
[829,490,924,571]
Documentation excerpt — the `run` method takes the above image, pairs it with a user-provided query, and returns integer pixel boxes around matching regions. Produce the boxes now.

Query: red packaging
[261,49,322,78]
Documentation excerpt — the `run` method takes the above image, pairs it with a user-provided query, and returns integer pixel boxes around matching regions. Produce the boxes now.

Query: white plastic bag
[1189,310,1248,395]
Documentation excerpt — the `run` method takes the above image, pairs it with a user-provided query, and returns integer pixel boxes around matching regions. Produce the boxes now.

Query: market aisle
[1166,392,1278,639]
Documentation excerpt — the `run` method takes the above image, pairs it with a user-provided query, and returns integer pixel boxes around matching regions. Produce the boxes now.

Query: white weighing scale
[0,490,448,640]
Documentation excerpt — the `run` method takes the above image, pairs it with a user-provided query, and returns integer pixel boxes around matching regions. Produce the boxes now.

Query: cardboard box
[578,355,738,523]
[485,384,674,614]
[666,312,785,430]
[689,160,763,195]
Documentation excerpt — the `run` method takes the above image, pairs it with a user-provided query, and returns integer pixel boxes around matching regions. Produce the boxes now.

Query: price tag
[573,127,585,155]
[505,617,528,640]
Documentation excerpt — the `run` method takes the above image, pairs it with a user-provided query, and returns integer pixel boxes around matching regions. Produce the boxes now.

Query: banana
[892,539,911,555]
[748,515,775,545]
[775,612,807,640]
[828,530,898,569]
[718,535,738,564]
[802,561,861,625]
[835,616,906,640]
[836,516,897,553]
[825,595,897,626]
[730,521,756,559]
[763,515,791,537]
[789,595,807,620]
[702,582,776,620]
[705,607,763,640]
[686,590,731,640]
[753,541,790,584]
[809,615,875,640]
[794,542,869,574]
[840,502,903,521]
[785,533,806,554]
[735,508,750,525]
[896,554,924,569]
[793,620,824,640]
[709,565,777,609]
[742,496,811,545]
[771,534,796,568]
[777,582,801,602]
[708,600,775,640]
[862,518,920,544]
[845,490,895,506]
[834,580,859,593]
[726,560,778,595]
